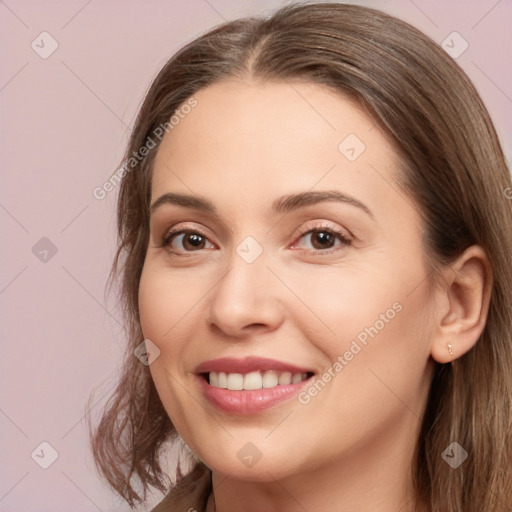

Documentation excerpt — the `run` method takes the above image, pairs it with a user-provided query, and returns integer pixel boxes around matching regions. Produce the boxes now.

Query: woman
[90,3,512,511]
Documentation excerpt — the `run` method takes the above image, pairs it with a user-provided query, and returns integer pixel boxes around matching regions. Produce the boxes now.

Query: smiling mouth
[195,357,316,413]
[203,370,314,390]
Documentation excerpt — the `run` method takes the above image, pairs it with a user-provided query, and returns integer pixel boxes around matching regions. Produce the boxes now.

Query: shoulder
[150,462,212,512]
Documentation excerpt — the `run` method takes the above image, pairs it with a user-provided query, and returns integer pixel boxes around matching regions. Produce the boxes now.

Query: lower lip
[197,375,312,414]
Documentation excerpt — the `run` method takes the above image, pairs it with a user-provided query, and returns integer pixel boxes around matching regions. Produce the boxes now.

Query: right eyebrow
[149,193,217,216]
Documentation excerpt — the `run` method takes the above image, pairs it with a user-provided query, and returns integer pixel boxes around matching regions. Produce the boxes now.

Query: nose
[206,251,285,339]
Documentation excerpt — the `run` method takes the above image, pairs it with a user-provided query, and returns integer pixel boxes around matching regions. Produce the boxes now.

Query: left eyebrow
[272,190,374,219]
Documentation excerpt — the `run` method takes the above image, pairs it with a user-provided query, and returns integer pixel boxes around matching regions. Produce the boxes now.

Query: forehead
[150,80,404,215]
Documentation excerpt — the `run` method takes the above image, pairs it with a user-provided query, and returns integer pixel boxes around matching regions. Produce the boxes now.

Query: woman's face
[139,80,437,481]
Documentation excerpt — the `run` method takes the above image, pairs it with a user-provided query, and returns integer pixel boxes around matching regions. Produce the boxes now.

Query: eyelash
[160,223,351,255]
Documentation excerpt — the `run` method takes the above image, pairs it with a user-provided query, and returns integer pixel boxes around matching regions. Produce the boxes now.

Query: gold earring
[447,343,453,355]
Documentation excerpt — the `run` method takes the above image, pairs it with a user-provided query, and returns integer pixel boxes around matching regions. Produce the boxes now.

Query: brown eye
[163,230,214,252]
[294,228,350,252]
[309,231,337,249]
[182,233,206,250]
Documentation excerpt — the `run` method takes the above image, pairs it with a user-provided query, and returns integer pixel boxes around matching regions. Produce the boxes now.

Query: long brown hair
[89,3,512,510]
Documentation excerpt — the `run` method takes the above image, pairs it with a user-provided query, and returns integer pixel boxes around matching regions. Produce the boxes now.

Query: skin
[138,80,491,512]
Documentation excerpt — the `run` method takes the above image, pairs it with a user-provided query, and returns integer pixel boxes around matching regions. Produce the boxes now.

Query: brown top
[150,462,212,512]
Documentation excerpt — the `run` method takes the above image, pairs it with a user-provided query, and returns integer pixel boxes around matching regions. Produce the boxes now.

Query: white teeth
[226,373,244,391]
[278,371,292,385]
[208,370,309,390]
[218,372,227,388]
[243,371,262,390]
[209,372,219,387]
[292,373,303,384]
[262,370,279,388]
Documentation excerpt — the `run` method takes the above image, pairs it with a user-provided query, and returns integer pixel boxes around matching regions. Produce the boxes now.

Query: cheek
[138,267,198,354]
[293,290,433,449]
[138,267,205,432]
[287,258,434,386]
[281,263,405,352]
[138,272,170,342]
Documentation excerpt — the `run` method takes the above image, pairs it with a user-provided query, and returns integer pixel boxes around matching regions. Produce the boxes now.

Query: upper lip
[194,356,314,375]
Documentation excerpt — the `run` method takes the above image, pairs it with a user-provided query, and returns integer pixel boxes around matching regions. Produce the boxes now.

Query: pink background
[1,1,510,510]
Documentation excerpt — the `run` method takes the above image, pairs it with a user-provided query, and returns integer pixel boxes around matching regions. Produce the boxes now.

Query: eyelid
[161,221,212,238]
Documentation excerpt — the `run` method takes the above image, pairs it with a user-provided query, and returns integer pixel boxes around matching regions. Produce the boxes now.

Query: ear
[430,245,493,364]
